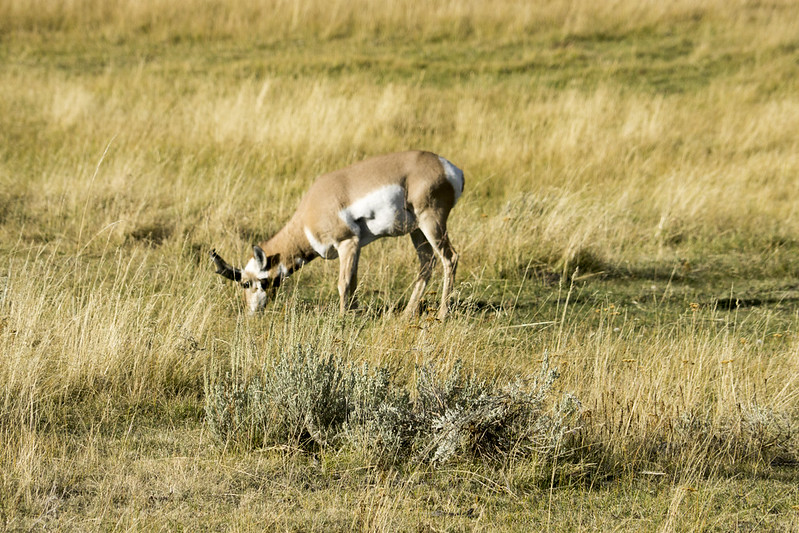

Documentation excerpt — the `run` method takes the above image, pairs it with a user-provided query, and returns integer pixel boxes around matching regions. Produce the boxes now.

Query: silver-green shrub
[204,346,581,466]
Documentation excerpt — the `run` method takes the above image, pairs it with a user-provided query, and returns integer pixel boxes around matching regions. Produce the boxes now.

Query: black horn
[210,249,242,282]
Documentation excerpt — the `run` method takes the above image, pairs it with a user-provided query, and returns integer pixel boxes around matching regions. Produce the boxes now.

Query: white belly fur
[339,184,417,245]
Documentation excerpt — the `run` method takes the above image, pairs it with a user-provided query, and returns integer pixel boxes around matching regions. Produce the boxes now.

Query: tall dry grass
[3,0,787,41]
[4,71,798,274]
[1,0,799,527]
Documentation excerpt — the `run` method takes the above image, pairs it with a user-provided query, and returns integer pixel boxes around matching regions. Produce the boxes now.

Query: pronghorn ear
[253,245,281,271]
[210,249,242,282]
[253,245,267,269]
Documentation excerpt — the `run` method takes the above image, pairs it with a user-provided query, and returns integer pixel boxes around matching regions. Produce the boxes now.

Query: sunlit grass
[1,0,798,529]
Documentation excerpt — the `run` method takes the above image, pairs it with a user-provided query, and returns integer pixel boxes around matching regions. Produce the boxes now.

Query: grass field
[2,0,799,530]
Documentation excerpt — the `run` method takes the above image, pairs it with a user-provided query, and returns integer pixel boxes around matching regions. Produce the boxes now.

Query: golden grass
[1,0,799,529]
[3,0,799,47]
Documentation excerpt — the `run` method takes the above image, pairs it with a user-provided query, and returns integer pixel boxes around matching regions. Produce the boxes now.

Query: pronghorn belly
[339,184,417,245]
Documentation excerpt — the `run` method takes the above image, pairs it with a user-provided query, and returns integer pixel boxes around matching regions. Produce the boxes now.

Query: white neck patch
[304,226,334,259]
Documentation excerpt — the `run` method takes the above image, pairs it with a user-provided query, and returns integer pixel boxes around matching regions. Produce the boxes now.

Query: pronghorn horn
[210,249,242,282]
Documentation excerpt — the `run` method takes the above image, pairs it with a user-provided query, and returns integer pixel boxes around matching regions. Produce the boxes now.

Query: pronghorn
[210,150,464,319]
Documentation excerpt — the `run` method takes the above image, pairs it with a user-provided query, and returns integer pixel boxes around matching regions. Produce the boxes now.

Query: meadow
[1,0,799,530]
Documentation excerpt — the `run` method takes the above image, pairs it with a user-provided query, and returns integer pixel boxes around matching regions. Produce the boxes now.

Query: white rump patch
[339,184,416,245]
[438,156,464,204]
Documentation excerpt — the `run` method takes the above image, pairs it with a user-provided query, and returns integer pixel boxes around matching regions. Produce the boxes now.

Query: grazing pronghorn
[211,150,464,319]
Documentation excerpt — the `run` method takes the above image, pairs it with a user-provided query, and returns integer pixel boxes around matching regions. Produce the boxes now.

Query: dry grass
[1,0,799,529]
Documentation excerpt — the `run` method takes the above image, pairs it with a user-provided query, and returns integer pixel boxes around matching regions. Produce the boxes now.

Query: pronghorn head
[210,246,282,313]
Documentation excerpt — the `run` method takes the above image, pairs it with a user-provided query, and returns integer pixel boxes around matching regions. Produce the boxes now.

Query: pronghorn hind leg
[417,213,458,320]
[337,237,361,315]
[403,229,435,319]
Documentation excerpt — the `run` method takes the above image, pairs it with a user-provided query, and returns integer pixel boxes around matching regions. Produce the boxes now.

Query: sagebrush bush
[204,346,357,448]
[204,346,581,466]
[414,358,581,464]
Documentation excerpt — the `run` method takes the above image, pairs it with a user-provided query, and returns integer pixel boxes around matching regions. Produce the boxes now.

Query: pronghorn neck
[259,218,316,278]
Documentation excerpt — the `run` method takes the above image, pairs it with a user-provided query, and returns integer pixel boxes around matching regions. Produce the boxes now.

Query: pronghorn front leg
[403,229,435,319]
[337,237,361,314]
[418,213,458,320]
